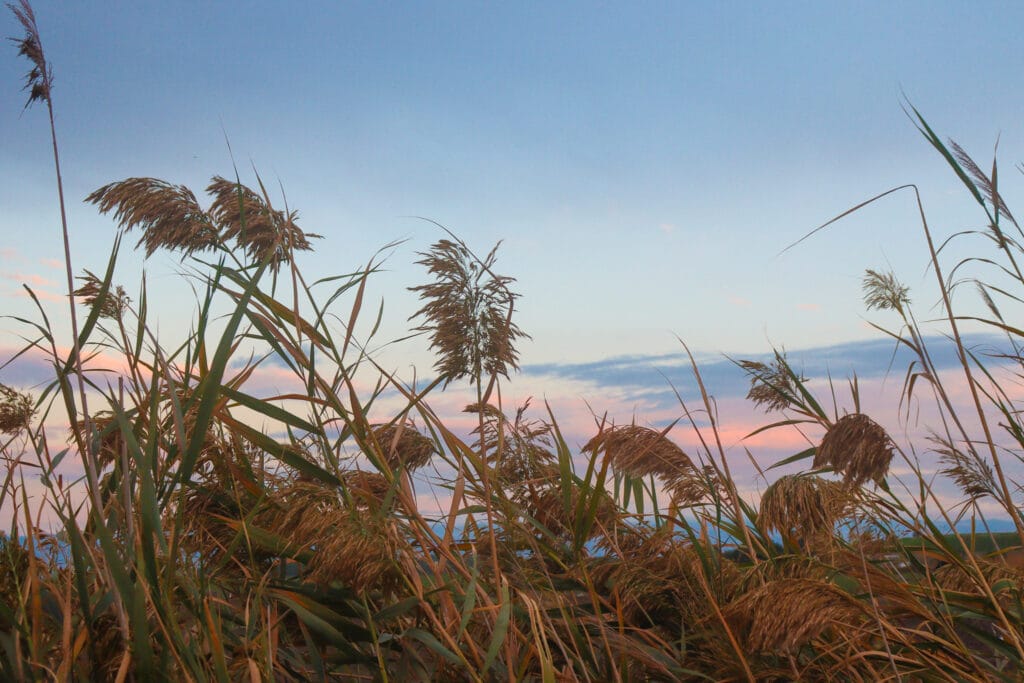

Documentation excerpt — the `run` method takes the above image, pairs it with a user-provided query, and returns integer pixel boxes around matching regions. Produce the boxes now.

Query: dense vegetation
[4,2,1024,680]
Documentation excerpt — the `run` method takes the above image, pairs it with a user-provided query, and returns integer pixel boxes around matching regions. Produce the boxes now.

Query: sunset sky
[3,2,1024,518]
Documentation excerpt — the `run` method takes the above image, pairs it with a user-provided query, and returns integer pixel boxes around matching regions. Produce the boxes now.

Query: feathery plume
[583,424,693,481]
[370,421,436,472]
[86,178,219,257]
[73,269,130,321]
[739,351,804,413]
[814,413,894,487]
[206,175,318,272]
[0,384,34,435]
[862,269,910,313]
[7,0,50,109]
[409,237,527,386]
[758,474,852,538]
[726,578,869,653]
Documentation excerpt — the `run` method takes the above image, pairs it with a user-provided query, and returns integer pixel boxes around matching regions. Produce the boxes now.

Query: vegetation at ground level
[4,1,1024,679]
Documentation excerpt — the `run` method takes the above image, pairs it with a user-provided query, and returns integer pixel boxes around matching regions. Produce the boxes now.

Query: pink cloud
[38,257,64,270]
[12,287,63,302]
[797,302,821,312]
[3,271,59,288]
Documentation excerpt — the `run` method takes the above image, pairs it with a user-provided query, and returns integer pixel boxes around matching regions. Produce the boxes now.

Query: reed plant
[4,2,1024,680]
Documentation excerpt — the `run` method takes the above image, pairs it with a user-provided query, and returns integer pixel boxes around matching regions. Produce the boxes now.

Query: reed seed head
[862,269,910,313]
[86,176,319,271]
[409,238,527,387]
[934,435,997,502]
[8,0,50,109]
[0,384,34,435]
[814,413,894,487]
[87,178,219,257]
[740,351,804,413]
[583,424,693,481]
[758,474,852,538]
[206,176,319,272]
[370,421,436,472]
[726,578,868,653]
[73,269,130,321]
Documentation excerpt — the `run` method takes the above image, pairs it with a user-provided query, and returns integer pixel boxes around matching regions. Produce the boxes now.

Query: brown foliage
[814,413,894,487]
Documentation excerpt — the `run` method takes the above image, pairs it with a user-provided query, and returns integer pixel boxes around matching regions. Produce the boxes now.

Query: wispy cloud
[521,333,1006,409]
[38,257,63,270]
[797,302,821,312]
[2,271,58,288]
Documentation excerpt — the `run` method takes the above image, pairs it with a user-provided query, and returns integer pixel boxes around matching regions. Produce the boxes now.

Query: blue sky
[5,2,1024,367]
[4,3,1024,443]
[7,2,1024,526]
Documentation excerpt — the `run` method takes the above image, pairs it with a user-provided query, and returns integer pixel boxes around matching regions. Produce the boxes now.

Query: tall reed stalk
[3,3,1024,679]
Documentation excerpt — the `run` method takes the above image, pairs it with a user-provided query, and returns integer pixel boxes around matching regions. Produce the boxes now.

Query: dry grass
[5,5,1024,679]
[814,413,895,487]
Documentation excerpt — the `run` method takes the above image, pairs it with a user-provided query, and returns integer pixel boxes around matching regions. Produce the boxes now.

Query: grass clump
[6,3,1024,680]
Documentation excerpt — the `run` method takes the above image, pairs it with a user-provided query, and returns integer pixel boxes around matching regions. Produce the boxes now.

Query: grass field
[3,2,1024,680]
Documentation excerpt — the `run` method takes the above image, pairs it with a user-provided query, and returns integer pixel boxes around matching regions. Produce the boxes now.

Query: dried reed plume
[933,552,1024,598]
[409,238,526,386]
[73,269,130,321]
[739,351,804,413]
[950,139,1016,226]
[814,413,894,487]
[465,400,556,486]
[583,424,694,481]
[86,176,319,271]
[86,178,218,257]
[340,470,391,508]
[863,269,911,313]
[665,463,722,507]
[73,411,125,468]
[726,578,869,653]
[0,384,34,435]
[758,473,852,538]
[8,0,49,108]
[371,421,436,472]
[593,529,741,628]
[206,175,319,270]
[262,480,405,591]
[934,435,997,501]
[519,466,617,541]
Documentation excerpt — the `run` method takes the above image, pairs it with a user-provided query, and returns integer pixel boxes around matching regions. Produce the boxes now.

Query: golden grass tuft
[262,480,406,592]
[86,175,319,271]
[934,552,1024,597]
[665,463,723,507]
[758,473,853,539]
[814,413,894,487]
[72,269,130,321]
[86,177,219,257]
[582,424,693,481]
[340,469,392,509]
[726,578,869,653]
[739,351,804,413]
[465,400,556,487]
[0,384,34,435]
[205,175,319,271]
[409,238,527,386]
[593,528,742,629]
[370,422,436,472]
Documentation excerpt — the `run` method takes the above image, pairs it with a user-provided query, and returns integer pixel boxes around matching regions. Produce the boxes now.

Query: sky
[3,2,1024,522]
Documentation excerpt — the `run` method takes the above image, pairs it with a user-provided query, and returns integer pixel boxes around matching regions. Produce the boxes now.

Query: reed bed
[4,2,1024,680]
